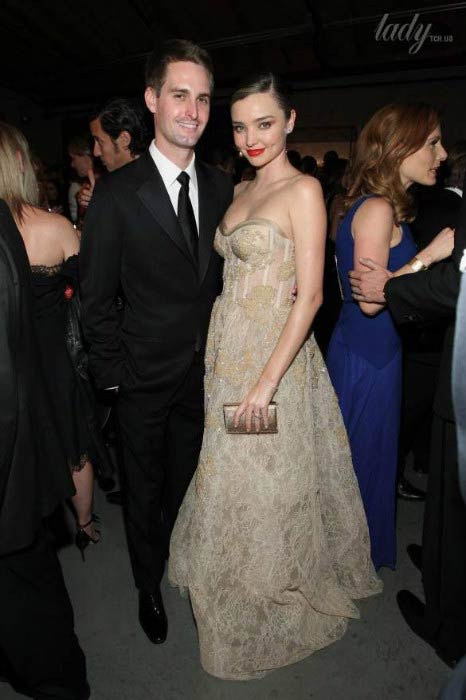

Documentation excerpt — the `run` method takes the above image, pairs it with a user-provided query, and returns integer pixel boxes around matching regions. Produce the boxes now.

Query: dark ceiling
[1,0,465,114]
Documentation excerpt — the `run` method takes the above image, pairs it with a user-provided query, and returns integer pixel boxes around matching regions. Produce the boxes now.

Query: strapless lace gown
[169,219,382,680]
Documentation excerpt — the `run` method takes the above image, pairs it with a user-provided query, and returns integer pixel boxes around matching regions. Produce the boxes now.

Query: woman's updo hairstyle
[231,72,292,119]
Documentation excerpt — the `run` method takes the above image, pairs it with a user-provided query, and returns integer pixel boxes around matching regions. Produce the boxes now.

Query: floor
[2,466,453,700]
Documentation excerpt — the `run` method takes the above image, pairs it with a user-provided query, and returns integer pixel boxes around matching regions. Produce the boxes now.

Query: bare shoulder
[352,197,394,246]
[289,174,323,203]
[287,175,326,243]
[356,196,394,221]
[29,208,79,250]
[45,211,78,243]
[285,175,325,223]
[29,208,74,233]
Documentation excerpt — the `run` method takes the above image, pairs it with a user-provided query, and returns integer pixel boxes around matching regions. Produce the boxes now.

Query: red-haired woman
[327,103,454,570]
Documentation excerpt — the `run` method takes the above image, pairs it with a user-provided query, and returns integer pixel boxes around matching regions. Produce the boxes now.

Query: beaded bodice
[215,218,295,316]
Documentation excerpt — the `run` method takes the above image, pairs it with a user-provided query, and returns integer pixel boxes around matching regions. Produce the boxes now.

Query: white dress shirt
[149,141,199,232]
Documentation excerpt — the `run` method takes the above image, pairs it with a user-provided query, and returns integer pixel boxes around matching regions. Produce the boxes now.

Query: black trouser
[422,414,466,659]
[117,353,204,592]
[398,351,440,476]
[0,532,89,700]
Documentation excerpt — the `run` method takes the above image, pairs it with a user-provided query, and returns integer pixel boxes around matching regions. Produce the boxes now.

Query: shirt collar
[444,186,463,198]
[149,141,197,192]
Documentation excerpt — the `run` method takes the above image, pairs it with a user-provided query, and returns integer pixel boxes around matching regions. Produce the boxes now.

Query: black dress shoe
[397,477,426,501]
[397,590,457,668]
[407,543,422,572]
[139,589,167,644]
[106,490,123,505]
[397,591,433,646]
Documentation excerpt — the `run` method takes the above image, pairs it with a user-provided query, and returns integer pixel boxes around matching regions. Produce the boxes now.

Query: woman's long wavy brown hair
[345,103,440,223]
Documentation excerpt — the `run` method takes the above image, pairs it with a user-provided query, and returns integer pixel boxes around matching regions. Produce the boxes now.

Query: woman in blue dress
[327,103,454,569]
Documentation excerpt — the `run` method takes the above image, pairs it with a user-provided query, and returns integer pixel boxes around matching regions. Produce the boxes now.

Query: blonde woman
[0,122,101,557]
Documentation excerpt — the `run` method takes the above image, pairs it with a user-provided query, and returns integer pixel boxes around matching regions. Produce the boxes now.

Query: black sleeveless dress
[30,254,112,478]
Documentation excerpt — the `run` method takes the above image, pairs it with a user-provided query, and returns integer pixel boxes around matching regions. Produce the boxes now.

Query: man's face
[90,118,132,172]
[69,151,92,178]
[145,61,211,159]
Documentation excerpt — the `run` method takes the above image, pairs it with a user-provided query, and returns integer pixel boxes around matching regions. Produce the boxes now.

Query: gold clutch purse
[223,403,278,434]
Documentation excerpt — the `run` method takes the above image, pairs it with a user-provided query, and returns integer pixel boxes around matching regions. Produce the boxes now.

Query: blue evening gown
[327,195,417,569]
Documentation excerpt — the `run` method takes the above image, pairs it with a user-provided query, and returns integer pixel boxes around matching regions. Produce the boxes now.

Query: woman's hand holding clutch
[233,377,278,433]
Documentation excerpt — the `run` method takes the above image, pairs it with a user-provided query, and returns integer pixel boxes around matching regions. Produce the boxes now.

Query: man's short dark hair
[145,39,214,96]
[90,98,150,156]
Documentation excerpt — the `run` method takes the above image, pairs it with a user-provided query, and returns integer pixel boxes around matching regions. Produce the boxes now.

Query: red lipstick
[246,148,265,157]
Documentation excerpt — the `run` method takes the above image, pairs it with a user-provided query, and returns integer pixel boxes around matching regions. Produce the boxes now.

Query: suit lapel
[136,153,194,265]
[196,161,219,285]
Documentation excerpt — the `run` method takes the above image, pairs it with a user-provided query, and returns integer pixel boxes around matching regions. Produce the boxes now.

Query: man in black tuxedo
[440,252,466,697]
[0,200,89,699]
[397,171,463,499]
[80,40,233,644]
[349,177,466,666]
[453,255,466,501]
[77,97,151,506]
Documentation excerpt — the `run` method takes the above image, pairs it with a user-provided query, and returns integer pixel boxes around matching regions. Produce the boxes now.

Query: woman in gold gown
[169,73,382,680]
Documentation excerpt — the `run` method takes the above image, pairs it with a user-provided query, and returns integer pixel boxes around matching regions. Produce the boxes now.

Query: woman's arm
[351,194,454,313]
[390,226,454,277]
[234,177,327,431]
[352,197,394,316]
[349,226,455,306]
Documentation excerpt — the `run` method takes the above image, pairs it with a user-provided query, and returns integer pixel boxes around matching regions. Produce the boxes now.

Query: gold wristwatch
[409,256,428,273]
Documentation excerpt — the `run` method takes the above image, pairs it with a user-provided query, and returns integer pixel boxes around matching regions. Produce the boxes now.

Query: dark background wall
[2,67,463,168]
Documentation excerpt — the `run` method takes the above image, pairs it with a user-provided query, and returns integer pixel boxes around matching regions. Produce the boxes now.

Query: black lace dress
[30,254,112,478]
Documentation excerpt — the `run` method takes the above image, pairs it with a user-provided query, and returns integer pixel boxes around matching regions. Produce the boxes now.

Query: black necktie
[177,171,198,264]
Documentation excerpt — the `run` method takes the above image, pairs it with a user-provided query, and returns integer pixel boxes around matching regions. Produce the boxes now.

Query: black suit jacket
[400,188,463,354]
[0,201,73,556]
[80,151,233,398]
[385,180,466,420]
[453,272,466,503]
[411,187,462,249]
